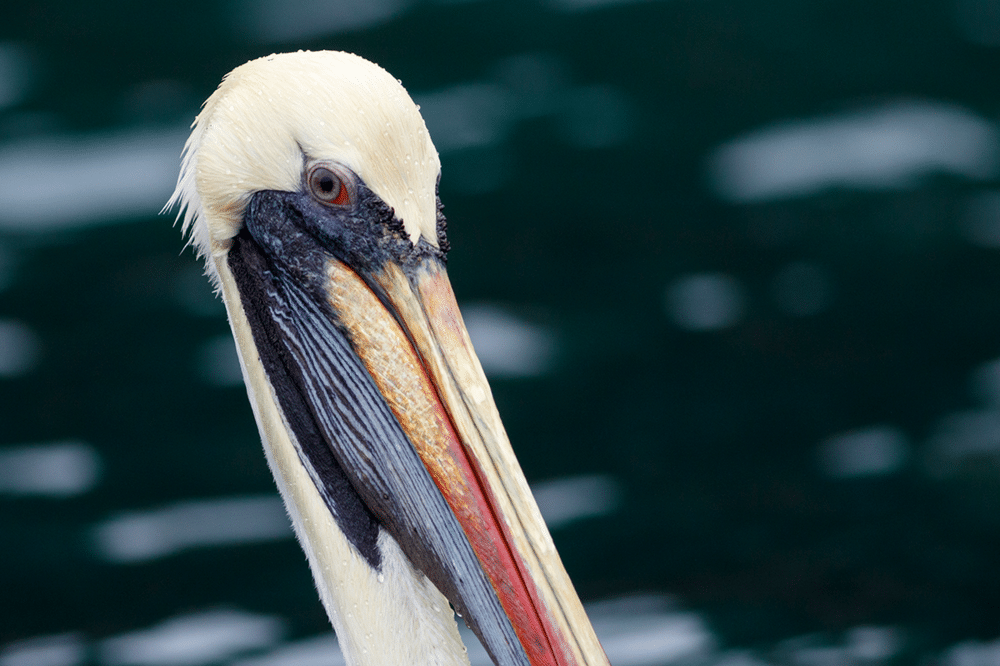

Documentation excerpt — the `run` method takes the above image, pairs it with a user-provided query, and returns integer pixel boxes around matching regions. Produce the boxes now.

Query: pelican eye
[308,165,351,206]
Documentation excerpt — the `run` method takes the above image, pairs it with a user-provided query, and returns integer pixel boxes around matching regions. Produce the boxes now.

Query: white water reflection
[462,303,558,378]
[846,626,903,662]
[92,495,291,563]
[416,83,517,152]
[0,634,85,666]
[0,442,101,497]
[417,60,633,159]
[942,638,1000,666]
[230,635,342,666]
[818,426,909,479]
[0,128,186,230]
[772,627,903,666]
[666,273,745,331]
[925,409,1000,476]
[531,474,621,528]
[99,610,284,666]
[588,595,716,666]
[708,100,999,203]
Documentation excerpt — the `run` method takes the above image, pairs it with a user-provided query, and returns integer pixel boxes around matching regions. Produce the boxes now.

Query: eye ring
[307,164,352,206]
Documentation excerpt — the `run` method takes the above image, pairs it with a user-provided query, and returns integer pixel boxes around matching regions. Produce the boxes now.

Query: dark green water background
[3,0,1000,662]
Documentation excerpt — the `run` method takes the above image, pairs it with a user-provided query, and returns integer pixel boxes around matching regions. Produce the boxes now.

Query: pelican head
[169,51,607,666]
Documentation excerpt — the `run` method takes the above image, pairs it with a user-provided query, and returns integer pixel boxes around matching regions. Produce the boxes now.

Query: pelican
[168,51,608,666]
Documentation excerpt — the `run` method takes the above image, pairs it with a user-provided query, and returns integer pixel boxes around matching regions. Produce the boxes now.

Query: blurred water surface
[4,1,1000,664]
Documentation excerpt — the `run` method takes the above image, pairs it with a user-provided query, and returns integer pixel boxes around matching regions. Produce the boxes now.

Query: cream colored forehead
[182,51,441,257]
